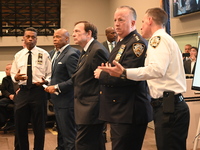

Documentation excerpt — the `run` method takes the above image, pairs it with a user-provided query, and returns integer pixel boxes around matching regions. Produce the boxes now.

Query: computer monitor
[192,39,200,91]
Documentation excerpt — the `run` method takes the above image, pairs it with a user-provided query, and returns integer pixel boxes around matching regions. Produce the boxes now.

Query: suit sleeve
[92,48,108,70]
[58,52,80,93]
[1,78,12,98]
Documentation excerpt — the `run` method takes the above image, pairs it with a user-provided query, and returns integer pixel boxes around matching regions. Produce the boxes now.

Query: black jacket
[99,30,153,124]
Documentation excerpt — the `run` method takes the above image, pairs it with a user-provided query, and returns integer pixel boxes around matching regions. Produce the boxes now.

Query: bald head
[105,27,117,42]
[55,28,70,38]
[53,28,70,49]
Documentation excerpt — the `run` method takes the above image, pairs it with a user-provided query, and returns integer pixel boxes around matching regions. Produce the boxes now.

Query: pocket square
[58,62,62,64]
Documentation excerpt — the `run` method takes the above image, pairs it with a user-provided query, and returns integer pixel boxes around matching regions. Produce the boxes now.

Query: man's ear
[131,20,136,27]
[87,30,92,37]
[148,17,153,25]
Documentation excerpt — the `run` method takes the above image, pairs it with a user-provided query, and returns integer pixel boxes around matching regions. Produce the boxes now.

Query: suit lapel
[105,42,109,52]
[52,46,70,74]
[49,49,56,59]
[192,62,196,74]
[74,41,95,73]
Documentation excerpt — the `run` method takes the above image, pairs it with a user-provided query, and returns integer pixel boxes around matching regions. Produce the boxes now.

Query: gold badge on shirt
[150,36,161,48]
[132,43,145,57]
[115,44,126,62]
[38,53,43,65]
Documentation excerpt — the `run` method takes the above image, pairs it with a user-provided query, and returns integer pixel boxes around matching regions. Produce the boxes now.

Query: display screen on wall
[192,38,200,91]
[173,0,200,17]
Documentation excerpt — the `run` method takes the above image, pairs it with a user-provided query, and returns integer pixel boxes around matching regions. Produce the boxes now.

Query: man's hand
[98,60,125,77]
[94,68,102,79]
[9,94,15,100]
[14,69,27,81]
[44,85,57,94]
[34,77,48,86]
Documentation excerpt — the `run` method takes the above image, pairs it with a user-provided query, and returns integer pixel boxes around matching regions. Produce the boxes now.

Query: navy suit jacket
[49,45,80,108]
[72,40,109,124]
[99,31,153,124]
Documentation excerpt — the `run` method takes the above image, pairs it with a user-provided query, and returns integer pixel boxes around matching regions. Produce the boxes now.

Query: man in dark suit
[0,64,18,130]
[94,6,152,150]
[102,27,117,53]
[45,28,80,150]
[184,46,198,75]
[72,21,109,150]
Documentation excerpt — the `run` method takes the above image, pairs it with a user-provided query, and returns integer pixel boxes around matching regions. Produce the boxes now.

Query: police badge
[150,36,161,48]
[132,43,145,57]
[38,53,43,65]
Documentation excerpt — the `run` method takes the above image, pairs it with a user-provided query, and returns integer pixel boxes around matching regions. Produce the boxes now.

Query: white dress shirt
[83,38,94,52]
[126,29,186,98]
[11,46,52,85]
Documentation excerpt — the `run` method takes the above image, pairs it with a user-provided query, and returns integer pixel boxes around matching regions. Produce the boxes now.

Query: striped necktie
[52,51,60,68]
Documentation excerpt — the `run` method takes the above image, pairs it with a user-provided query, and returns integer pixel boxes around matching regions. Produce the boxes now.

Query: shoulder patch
[132,43,145,57]
[150,36,161,48]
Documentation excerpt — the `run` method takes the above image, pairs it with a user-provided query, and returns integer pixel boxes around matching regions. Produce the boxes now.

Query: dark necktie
[27,51,32,88]
[80,50,86,61]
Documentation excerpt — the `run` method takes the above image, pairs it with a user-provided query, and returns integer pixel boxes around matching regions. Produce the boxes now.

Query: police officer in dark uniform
[94,6,152,150]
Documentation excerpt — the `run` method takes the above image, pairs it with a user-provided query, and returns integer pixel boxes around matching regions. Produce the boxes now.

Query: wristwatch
[120,69,127,79]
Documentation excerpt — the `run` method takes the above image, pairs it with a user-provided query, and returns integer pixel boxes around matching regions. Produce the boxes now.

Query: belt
[19,84,38,89]
[151,93,184,108]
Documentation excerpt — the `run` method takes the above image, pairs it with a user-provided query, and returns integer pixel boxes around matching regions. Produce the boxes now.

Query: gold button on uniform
[100,91,102,94]
[113,100,116,102]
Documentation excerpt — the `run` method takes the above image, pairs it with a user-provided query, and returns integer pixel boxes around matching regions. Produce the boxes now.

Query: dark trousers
[54,107,77,150]
[14,86,47,150]
[110,122,147,150]
[153,100,190,150]
[75,123,105,150]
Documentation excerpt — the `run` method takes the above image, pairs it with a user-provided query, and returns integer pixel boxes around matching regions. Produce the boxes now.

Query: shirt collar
[24,46,37,54]
[83,38,94,52]
[107,41,115,45]
[58,44,69,53]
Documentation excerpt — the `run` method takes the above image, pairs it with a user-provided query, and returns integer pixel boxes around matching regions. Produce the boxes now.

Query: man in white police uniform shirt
[11,27,51,150]
[99,8,190,150]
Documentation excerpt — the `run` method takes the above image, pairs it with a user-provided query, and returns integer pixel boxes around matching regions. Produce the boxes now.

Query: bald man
[46,28,80,150]
[102,27,117,53]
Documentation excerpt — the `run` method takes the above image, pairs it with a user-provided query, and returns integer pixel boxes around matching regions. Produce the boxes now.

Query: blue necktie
[52,51,60,68]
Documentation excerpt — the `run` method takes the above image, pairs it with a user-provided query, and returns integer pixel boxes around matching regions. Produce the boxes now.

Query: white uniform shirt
[126,29,186,98]
[11,46,52,85]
